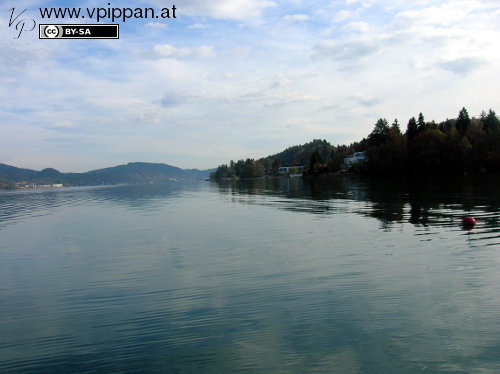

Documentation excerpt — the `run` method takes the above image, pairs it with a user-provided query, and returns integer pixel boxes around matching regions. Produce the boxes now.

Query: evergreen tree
[456,107,471,136]
[368,118,390,146]
[391,118,400,133]
[271,158,281,173]
[481,109,500,133]
[417,112,426,132]
[308,150,323,174]
[406,117,418,139]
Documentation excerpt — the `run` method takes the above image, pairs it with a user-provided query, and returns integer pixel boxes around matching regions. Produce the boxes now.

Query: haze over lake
[0,176,499,373]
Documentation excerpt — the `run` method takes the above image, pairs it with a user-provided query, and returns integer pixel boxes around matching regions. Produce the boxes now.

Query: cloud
[0,44,51,70]
[146,22,167,28]
[439,57,488,75]
[394,1,500,28]
[269,74,294,89]
[159,92,182,108]
[263,93,318,107]
[353,95,381,107]
[150,44,217,59]
[187,23,210,29]
[343,21,370,33]
[333,10,354,23]
[312,39,381,62]
[148,0,277,20]
[283,14,310,22]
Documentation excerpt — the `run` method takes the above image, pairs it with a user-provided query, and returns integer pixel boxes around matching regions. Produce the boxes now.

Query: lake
[0,176,499,373]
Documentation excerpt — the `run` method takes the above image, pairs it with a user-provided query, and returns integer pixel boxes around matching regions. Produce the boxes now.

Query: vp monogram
[8,8,36,39]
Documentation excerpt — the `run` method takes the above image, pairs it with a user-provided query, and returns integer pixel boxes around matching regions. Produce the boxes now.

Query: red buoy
[462,216,476,228]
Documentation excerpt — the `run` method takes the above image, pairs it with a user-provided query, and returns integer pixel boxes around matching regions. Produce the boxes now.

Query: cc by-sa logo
[44,25,60,38]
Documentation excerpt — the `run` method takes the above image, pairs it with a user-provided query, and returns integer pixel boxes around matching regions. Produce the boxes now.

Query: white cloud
[333,10,353,23]
[283,14,310,22]
[439,56,488,75]
[150,44,217,59]
[343,21,370,33]
[311,38,384,63]
[146,22,167,28]
[147,0,277,20]
[187,23,210,29]
[395,0,500,28]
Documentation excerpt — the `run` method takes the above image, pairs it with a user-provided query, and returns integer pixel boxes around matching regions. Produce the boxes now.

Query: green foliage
[212,107,500,179]
[456,107,471,136]
[406,117,418,139]
[308,150,324,174]
[211,158,266,179]
[265,139,333,167]
[366,124,406,174]
[481,110,500,133]
[211,139,349,179]
[417,112,426,132]
[240,159,265,178]
[368,118,390,147]
[210,164,235,179]
[328,144,357,172]
[391,119,400,133]
[408,128,448,173]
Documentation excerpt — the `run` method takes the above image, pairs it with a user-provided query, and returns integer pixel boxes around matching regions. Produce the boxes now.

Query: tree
[308,150,324,174]
[271,158,281,174]
[210,164,235,179]
[391,118,400,133]
[239,158,265,178]
[408,129,447,173]
[456,107,471,136]
[417,112,426,132]
[481,109,500,133]
[368,118,390,146]
[406,117,418,139]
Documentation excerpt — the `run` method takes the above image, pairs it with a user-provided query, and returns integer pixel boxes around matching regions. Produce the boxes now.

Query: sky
[1,0,499,172]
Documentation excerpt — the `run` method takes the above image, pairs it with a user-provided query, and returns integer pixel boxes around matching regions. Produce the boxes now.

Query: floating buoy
[462,216,476,229]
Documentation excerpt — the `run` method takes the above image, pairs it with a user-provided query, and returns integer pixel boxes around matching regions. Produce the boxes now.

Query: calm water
[0,176,499,373]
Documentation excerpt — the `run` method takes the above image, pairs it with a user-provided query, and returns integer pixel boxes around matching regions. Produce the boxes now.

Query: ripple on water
[0,179,499,373]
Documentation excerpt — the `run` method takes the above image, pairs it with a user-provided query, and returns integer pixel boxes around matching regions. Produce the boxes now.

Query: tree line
[210,108,500,179]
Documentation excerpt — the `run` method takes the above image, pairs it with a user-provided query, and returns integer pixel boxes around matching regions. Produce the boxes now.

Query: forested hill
[0,162,212,189]
[211,108,500,179]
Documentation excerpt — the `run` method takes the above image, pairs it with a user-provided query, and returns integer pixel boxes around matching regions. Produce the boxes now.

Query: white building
[278,165,305,175]
[343,152,367,170]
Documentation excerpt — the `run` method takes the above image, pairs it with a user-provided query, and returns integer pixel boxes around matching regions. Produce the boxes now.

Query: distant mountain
[0,163,39,182]
[0,162,213,188]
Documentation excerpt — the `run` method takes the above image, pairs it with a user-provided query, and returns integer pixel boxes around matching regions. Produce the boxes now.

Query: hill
[0,162,212,188]
[211,107,500,179]
[210,139,358,179]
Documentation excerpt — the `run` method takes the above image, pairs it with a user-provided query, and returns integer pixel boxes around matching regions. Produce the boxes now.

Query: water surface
[0,177,499,373]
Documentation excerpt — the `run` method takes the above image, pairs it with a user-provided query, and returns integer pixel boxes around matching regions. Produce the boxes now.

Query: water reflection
[0,182,205,230]
[2,176,498,242]
[212,175,500,228]
[0,177,499,373]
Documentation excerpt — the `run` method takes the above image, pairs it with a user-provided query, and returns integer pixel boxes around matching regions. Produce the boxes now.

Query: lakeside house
[278,165,305,177]
[343,152,367,171]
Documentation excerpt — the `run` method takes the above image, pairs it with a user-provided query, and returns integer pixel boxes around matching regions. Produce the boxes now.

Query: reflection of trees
[351,175,500,228]
[211,175,500,230]
[214,177,367,201]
